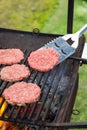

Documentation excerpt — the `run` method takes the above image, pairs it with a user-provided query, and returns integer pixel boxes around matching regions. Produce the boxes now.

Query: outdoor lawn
[0,0,87,130]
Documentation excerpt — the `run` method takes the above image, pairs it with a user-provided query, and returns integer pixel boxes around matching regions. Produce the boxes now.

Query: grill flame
[0,97,7,128]
[0,97,22,130]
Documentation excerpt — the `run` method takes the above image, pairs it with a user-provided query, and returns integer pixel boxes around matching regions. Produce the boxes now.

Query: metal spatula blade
[40,24,87,64]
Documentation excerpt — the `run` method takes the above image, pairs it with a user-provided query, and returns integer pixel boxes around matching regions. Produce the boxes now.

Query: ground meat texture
[28,48,59,72]
[2,82,41,105]
[0,49,24,65]
[0,64,30,82]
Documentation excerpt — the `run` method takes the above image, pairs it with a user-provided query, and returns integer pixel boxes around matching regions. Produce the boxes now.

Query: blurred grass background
[0,0,87,130]
[0,0,57,31]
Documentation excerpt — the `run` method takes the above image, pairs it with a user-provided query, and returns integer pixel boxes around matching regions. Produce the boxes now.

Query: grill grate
[0,49,73,126]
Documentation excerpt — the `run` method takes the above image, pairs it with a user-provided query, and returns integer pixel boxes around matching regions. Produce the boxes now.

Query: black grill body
[0,28,85,130]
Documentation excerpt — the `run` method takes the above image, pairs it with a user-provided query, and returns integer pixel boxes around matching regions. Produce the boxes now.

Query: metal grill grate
[0,49,73,126]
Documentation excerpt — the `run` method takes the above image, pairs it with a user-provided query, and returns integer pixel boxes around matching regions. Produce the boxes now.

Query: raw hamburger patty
[2,81,41,105]
[28,48,59,72]
[0,49,24,65]
[0,64,30,82]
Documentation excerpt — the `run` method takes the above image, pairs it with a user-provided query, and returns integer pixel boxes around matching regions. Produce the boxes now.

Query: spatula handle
[76,24,87,36]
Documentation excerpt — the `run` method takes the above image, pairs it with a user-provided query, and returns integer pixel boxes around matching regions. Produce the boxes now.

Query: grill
[0,0,87,129]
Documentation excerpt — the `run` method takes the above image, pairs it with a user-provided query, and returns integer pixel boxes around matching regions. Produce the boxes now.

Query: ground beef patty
[2,81,41,105]
[0,49,24,65]
[0,64,30,82]
[28,48,59,72]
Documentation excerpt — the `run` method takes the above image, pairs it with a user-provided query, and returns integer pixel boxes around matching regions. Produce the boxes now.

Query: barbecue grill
[0,0,87,129]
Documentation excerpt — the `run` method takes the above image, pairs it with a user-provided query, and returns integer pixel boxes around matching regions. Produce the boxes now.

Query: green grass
[79,65,87,88]
[41,0,68,34]
[0,0,57,31]
[73,0,87,40]
[70,87,87,121]
[73,0,87,31]
[42,0,87,37]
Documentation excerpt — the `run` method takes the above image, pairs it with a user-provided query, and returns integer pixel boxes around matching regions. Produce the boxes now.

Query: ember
[0,122,19,130]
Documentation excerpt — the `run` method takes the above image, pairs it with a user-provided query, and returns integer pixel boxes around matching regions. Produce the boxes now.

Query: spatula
[40,24,87,64]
